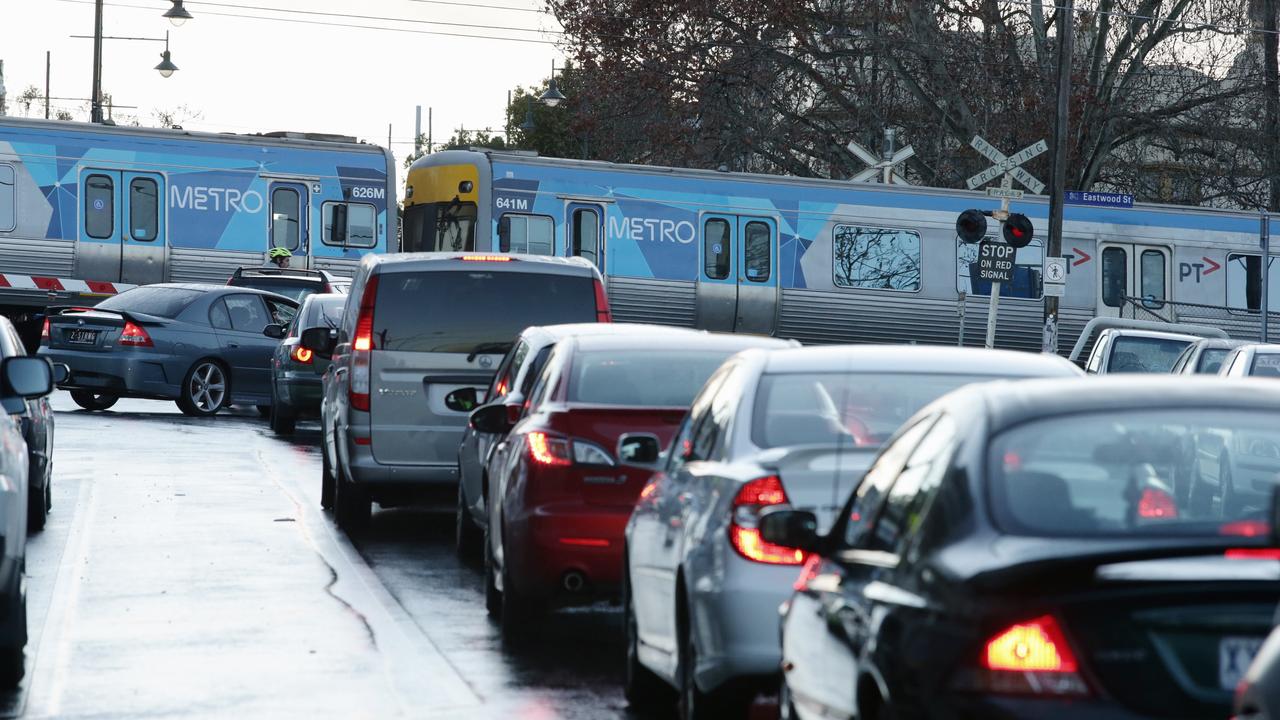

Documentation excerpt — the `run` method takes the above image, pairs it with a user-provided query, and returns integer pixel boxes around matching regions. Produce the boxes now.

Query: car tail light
[1137,487,1177,519]
[118,321,154,347]
[593,278,612,322]
[1225,548,1280,560]
[350,275,379,412]
[1221,520,1270,537]
[793,554,822,591]
[958,615,1089,696]
[528,431,572,467]
[40,318,49,345]
[729,475,805,566]
[291,345,314,364]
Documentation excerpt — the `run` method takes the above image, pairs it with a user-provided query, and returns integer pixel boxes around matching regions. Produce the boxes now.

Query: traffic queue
[32,251,1280,720]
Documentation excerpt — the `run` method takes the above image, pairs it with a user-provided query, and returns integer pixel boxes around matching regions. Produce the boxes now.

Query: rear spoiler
[45,307,169,326]
[230,266,325,281]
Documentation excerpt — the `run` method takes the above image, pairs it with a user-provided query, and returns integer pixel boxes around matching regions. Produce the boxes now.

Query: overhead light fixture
[163,0,194,27]
[155,32,178,78]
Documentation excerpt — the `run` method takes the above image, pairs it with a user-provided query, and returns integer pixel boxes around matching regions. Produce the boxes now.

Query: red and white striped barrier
[0,274,135,296]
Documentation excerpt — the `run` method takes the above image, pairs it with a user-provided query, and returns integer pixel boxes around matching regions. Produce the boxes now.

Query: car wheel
[69,390,118,411]
[256,405,271,418]
[484,525,501,619]
[0,587,26,688]
[623,558,675,709]
[678,591,734,720]
[26,476,48,533]
[320,434,336,511]
[334,472,371,533]
[269,402,296,436]
[499,541,542,641]
[176,360,229,417]
[455,481,482,562]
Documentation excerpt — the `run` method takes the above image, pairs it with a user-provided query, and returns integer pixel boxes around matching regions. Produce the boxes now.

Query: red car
[472,327,791,637]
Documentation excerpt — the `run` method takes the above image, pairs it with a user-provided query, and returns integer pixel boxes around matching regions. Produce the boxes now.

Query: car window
[568,348,741,407]
[98,286,203,319]
[488,341,529,401]
[223,294,271,333]
[837,416,936,550]
[865,414,958,554]
[667,366,733,474]
[1250,353,1280,377]
[525,345,569,414]
[1198,348,1230,374]
[703,364,747,461]
[1108,336,1193,373]
[208,299,232,330]
[263,297,298,327]
[518,346,554,397]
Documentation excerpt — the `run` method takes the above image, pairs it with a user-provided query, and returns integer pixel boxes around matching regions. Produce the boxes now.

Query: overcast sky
[1,0,563,166]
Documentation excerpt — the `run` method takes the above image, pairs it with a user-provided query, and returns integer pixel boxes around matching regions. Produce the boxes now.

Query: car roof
[524,322,694,343]
[1101,328,1199,342]
[1233,343,1280,354]
[1190,337,1249,350]
[139,283,297,304]
[299,292,346,308]
[369,252,600,278]
[568,329,791,353]
[757,345,1083,376]
[965,376,1280,434]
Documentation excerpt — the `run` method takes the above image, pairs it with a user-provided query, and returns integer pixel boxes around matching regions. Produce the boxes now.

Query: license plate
[1220,636,1264,690]
[65,328,98,345]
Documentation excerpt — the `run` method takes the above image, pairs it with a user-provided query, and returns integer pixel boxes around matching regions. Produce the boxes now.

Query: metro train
[403,149,1271,352]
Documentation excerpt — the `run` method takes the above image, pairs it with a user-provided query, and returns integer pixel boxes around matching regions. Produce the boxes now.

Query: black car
[765,377,1280,720]
[267,293,345,435]
[227,267,349,303]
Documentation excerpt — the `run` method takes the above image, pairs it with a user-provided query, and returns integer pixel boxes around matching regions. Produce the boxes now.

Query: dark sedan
[40,284,297,416]
[267,293,345,435]
[766,377,1280,720]
[0,318,58,531]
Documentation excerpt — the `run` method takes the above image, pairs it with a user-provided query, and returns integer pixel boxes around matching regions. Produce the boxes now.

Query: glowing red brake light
[528,431,572,467]
[40,318,49,345]
[593,278,612,322]
[984,615,1078,673]
[290,346,314,364]
[118,320,154,347]
[1221,520,1270,537]
[1225,548,1280,560]
[461,255,512,262]
[1137,487,1177,519]
[729,476,805,566]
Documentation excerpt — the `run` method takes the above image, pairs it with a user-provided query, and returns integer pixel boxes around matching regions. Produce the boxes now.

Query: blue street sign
[1065,190,1133,208]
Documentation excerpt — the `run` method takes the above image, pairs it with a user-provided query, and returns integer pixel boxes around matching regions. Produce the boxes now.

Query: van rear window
[373,270,597,354]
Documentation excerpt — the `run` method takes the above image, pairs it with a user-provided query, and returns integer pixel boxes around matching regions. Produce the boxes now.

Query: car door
[213,293,279,399]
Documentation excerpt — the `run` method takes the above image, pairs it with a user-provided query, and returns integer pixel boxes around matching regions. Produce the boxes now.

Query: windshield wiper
[467,342,514,362]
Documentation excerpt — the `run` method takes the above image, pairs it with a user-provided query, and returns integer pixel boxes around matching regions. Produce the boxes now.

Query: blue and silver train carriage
[0,116,395,344]
[403,149,1268,352]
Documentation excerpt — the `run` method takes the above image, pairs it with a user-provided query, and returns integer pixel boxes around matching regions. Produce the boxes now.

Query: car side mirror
[263,323,287,340]
[1,357,53,405]
[299,327,336,355]
[618,434,661,466]
[445,387,480,413]
[52,362,71,385]
[758,507,822,554]
[470,402,514,434]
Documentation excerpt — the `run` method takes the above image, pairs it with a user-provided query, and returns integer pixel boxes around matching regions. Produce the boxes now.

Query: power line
[184,0,563,36]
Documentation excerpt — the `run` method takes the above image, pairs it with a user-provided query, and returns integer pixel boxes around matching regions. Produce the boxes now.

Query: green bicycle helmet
[268,247,293,259]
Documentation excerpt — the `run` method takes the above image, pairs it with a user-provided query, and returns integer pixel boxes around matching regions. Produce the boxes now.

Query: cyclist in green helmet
[267,247,292,269]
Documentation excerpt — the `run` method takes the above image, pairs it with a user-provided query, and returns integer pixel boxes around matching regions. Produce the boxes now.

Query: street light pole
[1043,0,1074,352]
[91,0,105,123]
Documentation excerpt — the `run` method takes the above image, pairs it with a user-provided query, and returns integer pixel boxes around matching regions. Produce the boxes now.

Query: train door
[268,181,309,266]
[1097,243,1173,318]
[566,202,605,271]
[78,169,123,282]
[695,214,779,334]
[121,172,165,285]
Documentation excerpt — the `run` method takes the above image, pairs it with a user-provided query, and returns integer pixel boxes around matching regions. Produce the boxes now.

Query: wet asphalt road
[8,393,645,719]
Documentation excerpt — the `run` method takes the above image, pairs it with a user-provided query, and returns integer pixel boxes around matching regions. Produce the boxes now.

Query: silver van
[304,253,611,531]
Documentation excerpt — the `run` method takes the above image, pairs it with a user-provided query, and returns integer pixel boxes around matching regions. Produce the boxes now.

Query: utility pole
[91,0,105,123]
[427,107,432,155]
[1043,0,1074,353]
[414,105,422,155]
[45,51,51,119]
[1265,0,1279,213]
[0,60,7,116]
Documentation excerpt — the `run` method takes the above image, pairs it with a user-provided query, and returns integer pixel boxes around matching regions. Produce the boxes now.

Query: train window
[498,214,554,255]
[1101,247,1127,307]
[129,178,158,241]
[84,174,114,239]
[0,164,14,232]
[704,218,731,280]
[1226,253,1280,312]
[270,188,301,250]
[1140,250,1166,302]
[832,225,921,292]
[956,237,1043,299]
[571,209,599,264]
[743,221,771,282]
[322,202,377,248]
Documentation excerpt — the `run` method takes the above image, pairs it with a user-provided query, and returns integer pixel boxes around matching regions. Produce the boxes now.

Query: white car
[622,345,1084,719]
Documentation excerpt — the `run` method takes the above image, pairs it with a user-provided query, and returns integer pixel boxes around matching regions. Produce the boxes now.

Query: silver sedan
[622,345,1083,719]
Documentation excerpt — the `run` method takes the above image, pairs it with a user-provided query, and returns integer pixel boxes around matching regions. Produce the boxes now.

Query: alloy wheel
[188,362,226,412]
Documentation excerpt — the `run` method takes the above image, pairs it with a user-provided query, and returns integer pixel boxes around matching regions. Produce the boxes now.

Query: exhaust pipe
[562,571,587,593]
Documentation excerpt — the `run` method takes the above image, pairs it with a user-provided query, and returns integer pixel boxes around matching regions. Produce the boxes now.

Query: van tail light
[593,278,612,322]
[350,275,379,412]
[290,345,314,364]
[1137,487,1177,519]
[528,431,572,467]
[728,475,805,566]
[118,321,154,347]
[40,318,50,345]
[953,614,1089,697]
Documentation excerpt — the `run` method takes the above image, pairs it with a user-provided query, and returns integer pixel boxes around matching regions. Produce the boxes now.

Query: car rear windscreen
[1109,336,1193,373]
[569,349,734,406]
[990,409,1280,537]
[752,372,995,449]
[374,270,596,354]
[1198,348,1230,374]
[96,286,203,318]
[1250,353,1280,377]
